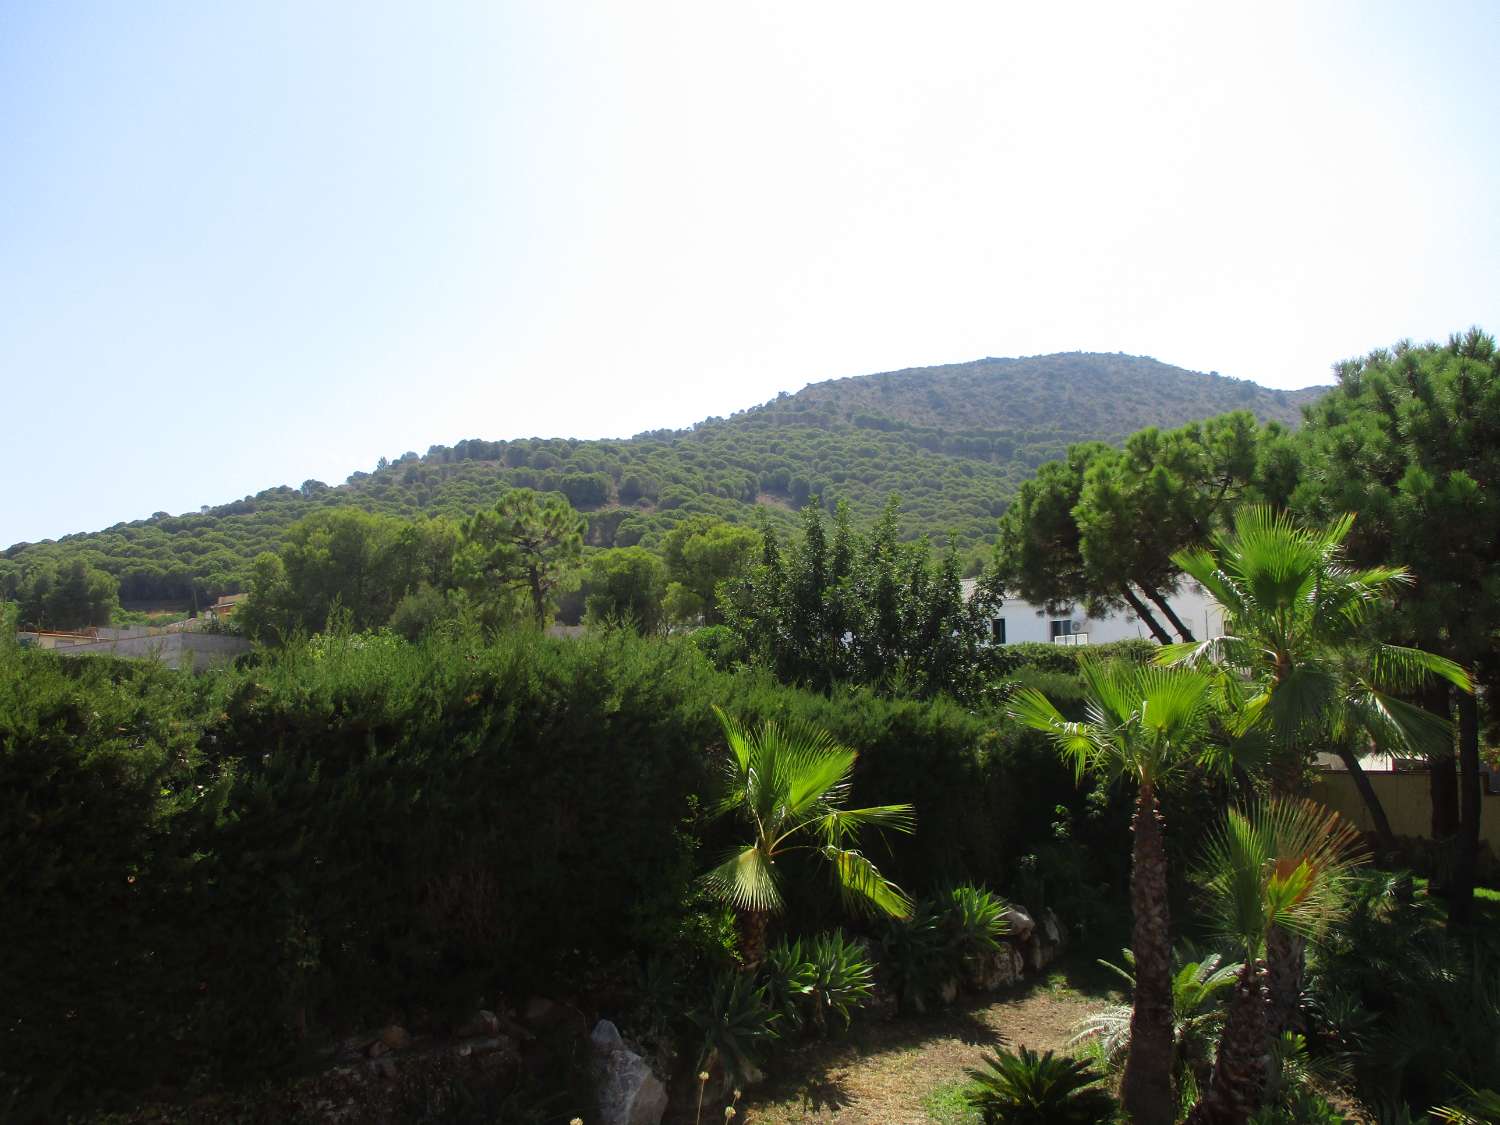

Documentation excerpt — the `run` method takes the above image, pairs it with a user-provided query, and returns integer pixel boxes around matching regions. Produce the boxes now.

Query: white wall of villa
[961,578,1225,646]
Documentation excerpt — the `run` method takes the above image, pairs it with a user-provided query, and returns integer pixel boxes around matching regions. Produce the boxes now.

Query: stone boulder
[591,1020,667,1125]
[1002,906,1036,942]
[1040,908,1065,949]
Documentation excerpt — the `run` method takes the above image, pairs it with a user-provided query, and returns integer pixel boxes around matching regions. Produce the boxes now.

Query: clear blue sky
[3,1,1497,546]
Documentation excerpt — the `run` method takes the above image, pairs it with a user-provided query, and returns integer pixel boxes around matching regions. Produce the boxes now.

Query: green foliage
[962,1046,1119,1125]
[874,883,1012,1013]
[939,883,1011,963]
[1078,946,1238,1082]
[662,515,759,626]
[1195,799,1368,960]
[1162,505,1470,785]
[700,706,914,923]
[1009,658,1220,791]
[721,498,1002,701]
[876,902,950,1013]
[459,488,584,625]
[687,970,779,1086]
[1432,1084,1500,1125]
[761,930,874,1035]
[5,555,119,629]
[1306,873,1500,1114]
[0,647,215,1112]
[582,545,667,634]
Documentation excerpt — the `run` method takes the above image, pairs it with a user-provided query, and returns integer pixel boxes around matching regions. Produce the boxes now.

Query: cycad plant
[963,1046,1119,1125]
[1010,660,1219,1125]
[701,707,915,965]
[1433,1084,1500,1124]
[1076,945,1239,1091]
[1185,799,1365,1125]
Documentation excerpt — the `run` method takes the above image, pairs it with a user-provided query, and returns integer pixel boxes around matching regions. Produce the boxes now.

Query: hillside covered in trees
[2,352,1323,607]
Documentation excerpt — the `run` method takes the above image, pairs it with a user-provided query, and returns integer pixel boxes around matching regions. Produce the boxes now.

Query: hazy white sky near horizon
[3,1,1497,545]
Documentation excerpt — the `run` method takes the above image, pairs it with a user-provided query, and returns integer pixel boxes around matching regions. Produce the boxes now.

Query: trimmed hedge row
[1,629,1125,1114]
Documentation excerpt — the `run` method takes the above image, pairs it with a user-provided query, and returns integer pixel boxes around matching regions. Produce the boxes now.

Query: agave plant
[939,882,1011,965]
[1075,945,1239,1089]
[761,930,874,1036]
[701,706,915,965]
[878,901,949,1013]
[687,969,780,1086]
[963,1046,1119,1125]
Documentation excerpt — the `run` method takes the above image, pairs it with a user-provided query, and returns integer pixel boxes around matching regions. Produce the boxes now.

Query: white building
[960,578,1224,646]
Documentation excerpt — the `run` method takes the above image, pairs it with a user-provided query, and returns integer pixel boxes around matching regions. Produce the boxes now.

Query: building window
[1050,618,1077,639]
[991,618,1006,645]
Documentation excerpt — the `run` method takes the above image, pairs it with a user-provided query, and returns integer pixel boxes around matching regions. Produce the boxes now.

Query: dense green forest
[0,353,1322,609]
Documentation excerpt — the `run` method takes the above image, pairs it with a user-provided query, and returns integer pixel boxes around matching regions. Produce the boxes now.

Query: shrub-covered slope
[2,352,1324,603]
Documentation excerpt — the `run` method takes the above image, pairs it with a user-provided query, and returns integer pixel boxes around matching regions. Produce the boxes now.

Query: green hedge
[1,628,1104,1115]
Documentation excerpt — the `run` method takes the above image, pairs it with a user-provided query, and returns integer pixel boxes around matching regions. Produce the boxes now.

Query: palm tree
[700,706,915,966]
[1010,660,1219,1125]
[1185,799,1366,1125]
[1162,505,1470,809]
[1160,506,1470,1030]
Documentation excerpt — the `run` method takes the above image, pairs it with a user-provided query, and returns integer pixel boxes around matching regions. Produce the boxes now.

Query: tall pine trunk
[1142,583,1198,642]
[1425,683,1459,850]
[1450,691,1482,928]
[1335,743,1396,856]
[1186,959,1269,1125]
[1122,586,1174,645]
[1122,780,1177,1125]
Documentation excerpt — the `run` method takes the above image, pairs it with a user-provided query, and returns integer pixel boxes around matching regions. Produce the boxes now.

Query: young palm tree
[1010,660,1219,1125]
[701,706,915,965]
[1185,799,1366,1125]
[1161,506,1470,1031]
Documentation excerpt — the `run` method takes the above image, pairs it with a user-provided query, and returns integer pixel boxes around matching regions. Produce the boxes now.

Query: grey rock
[1003,906,1036,941]
[592,1018,625,1055]
[1040,908,1065,948]
[595,1041,668,1125]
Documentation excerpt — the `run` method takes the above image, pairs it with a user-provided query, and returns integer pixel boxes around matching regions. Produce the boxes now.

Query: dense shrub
[1,627,1120,1115]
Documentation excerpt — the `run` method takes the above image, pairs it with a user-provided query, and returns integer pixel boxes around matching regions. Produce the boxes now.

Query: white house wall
[962,579,1225,645]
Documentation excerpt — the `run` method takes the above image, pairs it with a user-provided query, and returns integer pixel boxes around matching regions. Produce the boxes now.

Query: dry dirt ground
[732,966,1119,1125]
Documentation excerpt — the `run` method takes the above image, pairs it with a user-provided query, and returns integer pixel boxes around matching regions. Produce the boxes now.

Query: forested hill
[2,352,1325,605]
[736,353,1318,436]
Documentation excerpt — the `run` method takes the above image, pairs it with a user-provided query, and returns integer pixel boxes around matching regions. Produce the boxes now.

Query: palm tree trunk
[738,909,770,969]
[1142,583,1198,642]
[1122,780,1177,1125]
[1186,959,1269,1125]
[1335,743,1396,856]
[1122,586,1174,645]
[1450,691,1482,929]
[1263,924,1305,1034]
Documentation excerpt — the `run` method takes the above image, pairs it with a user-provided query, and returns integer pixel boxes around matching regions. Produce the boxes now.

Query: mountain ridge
[3,352,1327,605]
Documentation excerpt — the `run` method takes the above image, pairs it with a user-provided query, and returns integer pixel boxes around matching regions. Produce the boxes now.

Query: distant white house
[960,577,1224,646]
